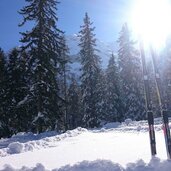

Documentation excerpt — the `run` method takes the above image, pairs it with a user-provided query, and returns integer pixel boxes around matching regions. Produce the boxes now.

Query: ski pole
[150,46,171,159]
[139,40,157,156]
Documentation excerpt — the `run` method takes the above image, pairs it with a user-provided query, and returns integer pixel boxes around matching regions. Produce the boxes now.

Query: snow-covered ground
[1,119,171,171]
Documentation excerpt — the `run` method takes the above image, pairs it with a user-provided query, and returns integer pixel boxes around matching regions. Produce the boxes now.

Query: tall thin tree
[6,48,29,134]
[105,53,123,122]
[68,74,82,129]
[19,0,65,132]
[0,48,8,137]
[79,13,103,128]
[118,23,145,120]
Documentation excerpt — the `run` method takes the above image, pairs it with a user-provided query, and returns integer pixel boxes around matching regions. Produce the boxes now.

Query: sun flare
[130,0,171,49]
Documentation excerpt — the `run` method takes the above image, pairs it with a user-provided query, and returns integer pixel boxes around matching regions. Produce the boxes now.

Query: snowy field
[1,119,171,171]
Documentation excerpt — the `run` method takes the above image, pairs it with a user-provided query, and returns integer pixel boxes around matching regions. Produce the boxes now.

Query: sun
[130,0,171,50]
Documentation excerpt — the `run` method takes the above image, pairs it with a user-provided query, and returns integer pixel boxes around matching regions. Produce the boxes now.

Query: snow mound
[125,118,133,125]
[0,127,87,157]
[7,142,24,154]
[99,120,149,133]
[58,160,123,171]
[102,118,171,133]
[103,122,121,129]
[1,163,46,171]
[1,158,171,171]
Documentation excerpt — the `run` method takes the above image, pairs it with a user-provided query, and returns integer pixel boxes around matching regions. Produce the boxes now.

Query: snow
[7,142,24,154]
[0,159,171,171]
[1,158,171,171]
[0,119,171,171]
[17,96,28,106]
[124,118,133,125]
[0,128,87,157]
[32,112,44,123]
[103,122,121,129]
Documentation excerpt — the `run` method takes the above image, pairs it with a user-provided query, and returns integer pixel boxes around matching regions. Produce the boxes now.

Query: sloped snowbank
[0,118,168,157]
[0,127,87,157]
[1,158,171,171]
[7,142,24,154]
[1,119,171,170]
[101,118,171,133]
[58,158,171,171]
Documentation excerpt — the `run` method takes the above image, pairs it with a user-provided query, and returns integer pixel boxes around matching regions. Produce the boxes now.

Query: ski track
[0,119,171,171]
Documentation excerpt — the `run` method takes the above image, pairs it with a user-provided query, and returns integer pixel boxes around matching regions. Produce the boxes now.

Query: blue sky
[0,0,134,51]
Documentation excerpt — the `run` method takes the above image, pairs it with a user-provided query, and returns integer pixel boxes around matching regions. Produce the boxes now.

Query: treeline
[0,0,171,138]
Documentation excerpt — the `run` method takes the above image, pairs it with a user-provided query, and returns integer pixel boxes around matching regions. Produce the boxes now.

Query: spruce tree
[105,53,123,122]
[19,0,64,133]
[79,13,103,128]
[68,74,82,129]
[0,48,8,137]
[118,23,145,120]
[6,48,30,134]
[58,36,71,130]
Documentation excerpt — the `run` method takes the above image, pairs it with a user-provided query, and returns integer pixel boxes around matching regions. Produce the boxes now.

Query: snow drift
[1,158,171,171]
[0,119,171,171]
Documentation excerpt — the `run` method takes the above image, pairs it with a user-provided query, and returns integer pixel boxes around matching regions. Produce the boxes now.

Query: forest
[0,0,171,138]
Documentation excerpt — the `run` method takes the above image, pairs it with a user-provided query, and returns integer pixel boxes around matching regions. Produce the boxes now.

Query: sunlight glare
[130,0,171,49]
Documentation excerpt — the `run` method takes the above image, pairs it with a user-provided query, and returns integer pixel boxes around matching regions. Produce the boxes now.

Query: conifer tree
[6,48,29,134]
[0,48,8,137]
[19,0,65,132]
[79,13,103,128]
[58,36,71,130]
[105,53,123,122]
[68,74,82,129]
[118,23,145,120]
